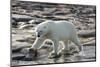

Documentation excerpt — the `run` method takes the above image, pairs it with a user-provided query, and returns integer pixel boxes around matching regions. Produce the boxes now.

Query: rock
[20,48,30,54]
[42,13,53,16]
[12,14,33,22]
[28,20,36,24]
[12,53,25,60]
[12,19,18,28]
[83,40,95,46]
[78,30,95,38]
[12,47,22,53]
[88,24,95,29]
[49,53,61,59]
[12,44,31,53]
[16,39,26,42]
[18,22,26,26]
[54,11,69,15]
[43,16,55,19]
[28,19,45,24]
[22,48,38,61]
[31,5,44,11]
[12,19,16,23]
[16,37,35,44]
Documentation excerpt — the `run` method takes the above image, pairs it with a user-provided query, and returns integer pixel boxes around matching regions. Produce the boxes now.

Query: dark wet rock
[32,5,44,11]
[12,19,18,28]
[43,16,55,19]
[33,15,43,18]
[19,24,36,29]
[21,48,39,61]
[16,39,26,42]
[12,1,21,7]
[20,48,29,54]
[12,46,22,53]
[12,44,31,53]
[42,13,53,16]
[49,54,61,59]
[25,37,35,44]
[12,19,16,23]
[12,53,25,60]
[78,30,95,38]
[59,50,74,56]
[54,11,70,15]
[23,56,37,61]
[12,48,39,61]
[86,14,96,18]
[16,37,35,44]
[29,48,38,57]
[18,22,26,26]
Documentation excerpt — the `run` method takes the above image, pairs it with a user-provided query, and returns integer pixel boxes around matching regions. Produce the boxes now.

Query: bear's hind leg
[71,36,85,56]
[71,37,83,52]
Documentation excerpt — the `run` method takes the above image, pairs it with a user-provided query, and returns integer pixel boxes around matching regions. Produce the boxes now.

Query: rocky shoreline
[11,0,96,66]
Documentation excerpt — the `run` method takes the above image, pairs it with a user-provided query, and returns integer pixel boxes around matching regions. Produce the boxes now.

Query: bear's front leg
[58,40,71,55]
[31,38,45,49]
[28,38,45,57]
[49,39,60,58]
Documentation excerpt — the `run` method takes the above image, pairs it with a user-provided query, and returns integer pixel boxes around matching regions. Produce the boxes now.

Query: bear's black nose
[37,34,40,37]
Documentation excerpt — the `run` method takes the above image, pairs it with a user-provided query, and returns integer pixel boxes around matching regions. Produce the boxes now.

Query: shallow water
[12,45,96,66]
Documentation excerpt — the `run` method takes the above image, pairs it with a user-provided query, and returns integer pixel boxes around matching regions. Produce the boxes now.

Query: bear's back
[54,21,75,30]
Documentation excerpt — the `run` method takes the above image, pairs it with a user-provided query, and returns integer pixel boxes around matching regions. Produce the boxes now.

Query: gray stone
[78,30,95,38]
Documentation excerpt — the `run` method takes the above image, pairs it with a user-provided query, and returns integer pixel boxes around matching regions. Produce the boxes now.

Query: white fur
[31,20,83,55]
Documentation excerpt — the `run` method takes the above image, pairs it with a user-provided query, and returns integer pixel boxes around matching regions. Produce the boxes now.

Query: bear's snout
[37,31,42,37]
[37,33,40,37]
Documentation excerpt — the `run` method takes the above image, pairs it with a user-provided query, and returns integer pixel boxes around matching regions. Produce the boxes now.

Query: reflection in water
[47,54,84,64]
[12,46,96,66]
[47,55,74,64]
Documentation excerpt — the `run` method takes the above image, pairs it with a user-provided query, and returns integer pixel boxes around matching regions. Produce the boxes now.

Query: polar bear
[29,20,83,58]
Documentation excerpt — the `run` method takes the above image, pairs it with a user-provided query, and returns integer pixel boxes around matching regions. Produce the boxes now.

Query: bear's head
[35,22,50,38]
